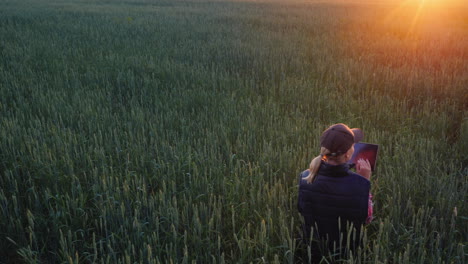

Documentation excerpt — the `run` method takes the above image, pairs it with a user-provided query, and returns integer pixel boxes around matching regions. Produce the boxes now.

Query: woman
[297,123,373,262]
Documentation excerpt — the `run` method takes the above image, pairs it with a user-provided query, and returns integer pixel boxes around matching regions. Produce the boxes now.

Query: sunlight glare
[382,0,465,39]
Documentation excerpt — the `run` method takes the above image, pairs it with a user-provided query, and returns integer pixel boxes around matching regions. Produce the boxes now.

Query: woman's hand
[356,158,371,180]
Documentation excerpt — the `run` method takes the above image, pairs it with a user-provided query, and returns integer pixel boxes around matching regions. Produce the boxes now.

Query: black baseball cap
[320,123,363,156]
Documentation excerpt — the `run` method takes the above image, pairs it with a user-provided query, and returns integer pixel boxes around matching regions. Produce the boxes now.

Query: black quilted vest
[297,161,370,253]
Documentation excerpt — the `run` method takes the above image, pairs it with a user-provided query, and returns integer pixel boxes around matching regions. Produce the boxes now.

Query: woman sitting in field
[297,123,373,263]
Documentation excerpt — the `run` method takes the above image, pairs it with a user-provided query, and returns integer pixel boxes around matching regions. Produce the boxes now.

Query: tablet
[348,142,379,171]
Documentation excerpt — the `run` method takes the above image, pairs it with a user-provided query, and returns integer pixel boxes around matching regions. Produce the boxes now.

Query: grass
[0,0,467,263]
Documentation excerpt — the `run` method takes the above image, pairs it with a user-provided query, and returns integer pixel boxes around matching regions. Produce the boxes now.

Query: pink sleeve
[366,193,373,224]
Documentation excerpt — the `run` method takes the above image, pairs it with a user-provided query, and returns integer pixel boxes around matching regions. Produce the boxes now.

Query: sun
[406,0,454,4]
[401,0,465,7]
[382,0,465,38]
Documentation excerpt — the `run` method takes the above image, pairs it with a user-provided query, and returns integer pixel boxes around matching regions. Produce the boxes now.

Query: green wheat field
[0,0,467,263]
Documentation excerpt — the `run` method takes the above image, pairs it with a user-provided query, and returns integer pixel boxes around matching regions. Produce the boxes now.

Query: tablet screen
[349,142,379,171]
